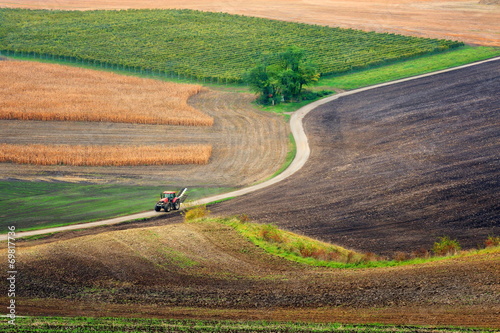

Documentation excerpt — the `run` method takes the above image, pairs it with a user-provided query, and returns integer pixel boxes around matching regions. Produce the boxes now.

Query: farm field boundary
[2,55,499,241]
[0,181,233,233]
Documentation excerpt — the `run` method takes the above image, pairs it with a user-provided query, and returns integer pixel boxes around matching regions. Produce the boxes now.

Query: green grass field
[0,8,463,82]
[318,45,500,90]
[257,45,500,113]
[0,181,231,233]
[7,316,497,333]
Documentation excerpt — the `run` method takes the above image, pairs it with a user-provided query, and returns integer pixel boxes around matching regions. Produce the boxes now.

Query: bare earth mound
[5,221,499,328]
[210,59,500,256]
[1,0,499,46]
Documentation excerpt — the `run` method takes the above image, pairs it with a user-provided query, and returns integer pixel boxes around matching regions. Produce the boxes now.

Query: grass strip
[184,214,500,269]
[10,316,498,332]
[318,46,500,90]
[0,181,232,233]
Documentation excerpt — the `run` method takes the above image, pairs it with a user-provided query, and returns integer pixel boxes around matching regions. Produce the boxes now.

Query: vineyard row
[0,8,464,83]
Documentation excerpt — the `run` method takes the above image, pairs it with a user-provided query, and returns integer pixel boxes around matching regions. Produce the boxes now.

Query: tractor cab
[161,191,176,200]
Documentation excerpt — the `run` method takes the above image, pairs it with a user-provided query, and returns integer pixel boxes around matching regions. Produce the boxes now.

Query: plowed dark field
[210,60,500,256]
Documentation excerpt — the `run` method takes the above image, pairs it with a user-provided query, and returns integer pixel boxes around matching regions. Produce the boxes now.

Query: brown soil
[1,0,499,46]
[5,221,500,328]
[10,300,500,329]
[210,59,500,256]
[0,62,289,186]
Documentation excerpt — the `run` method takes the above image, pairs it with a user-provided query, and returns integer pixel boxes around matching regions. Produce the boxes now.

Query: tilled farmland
[8,220,500,328]
[209,59,500,256]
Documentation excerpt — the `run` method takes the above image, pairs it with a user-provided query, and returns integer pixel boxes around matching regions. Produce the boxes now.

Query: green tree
[432,236,461,256]
[245,46,320,105]
[245,60,282,105]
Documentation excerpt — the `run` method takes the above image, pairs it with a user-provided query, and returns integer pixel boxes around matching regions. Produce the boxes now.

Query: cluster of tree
[245,46,321,105]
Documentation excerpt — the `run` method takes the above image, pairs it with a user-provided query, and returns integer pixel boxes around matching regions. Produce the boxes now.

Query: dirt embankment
[6,221,500,328]
[209,60,500,256]
[2,0,499,46]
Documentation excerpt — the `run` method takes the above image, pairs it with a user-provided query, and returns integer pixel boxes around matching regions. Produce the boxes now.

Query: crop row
[0,144,213,166]
[0,8,464,83]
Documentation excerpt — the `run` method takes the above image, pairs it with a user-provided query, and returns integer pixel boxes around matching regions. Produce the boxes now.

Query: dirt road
[3,57,498,243]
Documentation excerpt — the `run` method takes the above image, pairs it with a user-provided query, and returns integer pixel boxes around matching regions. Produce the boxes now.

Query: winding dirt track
[3,56,499,243]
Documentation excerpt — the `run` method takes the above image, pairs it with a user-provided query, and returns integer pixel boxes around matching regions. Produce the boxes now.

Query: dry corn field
[0,60,288,184]
[0,61,214,126]
[0,143,212,166]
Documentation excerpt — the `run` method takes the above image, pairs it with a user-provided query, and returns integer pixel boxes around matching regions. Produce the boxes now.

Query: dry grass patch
[0,143,212,166]
[0,61,213,126]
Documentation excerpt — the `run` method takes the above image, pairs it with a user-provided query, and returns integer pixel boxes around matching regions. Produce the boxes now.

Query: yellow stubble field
[0,61,213,126]
[0,60,214,167]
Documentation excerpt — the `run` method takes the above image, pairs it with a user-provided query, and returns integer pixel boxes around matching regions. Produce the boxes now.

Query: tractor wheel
[173,201,180,210]
[165,203,172,212]
[154,205,161,212]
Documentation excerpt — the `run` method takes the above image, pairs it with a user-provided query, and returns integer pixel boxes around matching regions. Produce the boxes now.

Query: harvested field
[5,220,500,328]
[0,61,212,126]
[210,59,500,256]
[0,61,289,185]
[1,0,498,47]
[0,144,212,166]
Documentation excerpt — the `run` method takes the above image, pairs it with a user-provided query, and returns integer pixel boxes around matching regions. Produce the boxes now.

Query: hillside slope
[210,58,500,255]
[7,220,500,327]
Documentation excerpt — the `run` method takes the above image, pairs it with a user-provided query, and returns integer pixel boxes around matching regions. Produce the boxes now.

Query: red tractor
[154,188,187,212]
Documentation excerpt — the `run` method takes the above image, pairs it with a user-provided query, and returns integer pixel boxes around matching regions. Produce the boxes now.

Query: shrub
[432,236,461,256]
[238,214,251,223]
[183,205,210,222]
[345,251,355,264]
[485,235,500,248]
[259,224,286,243]
[295,241,315,257]
[393,251,409,262]
[362,252,378,263]
[411,248,430,259]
